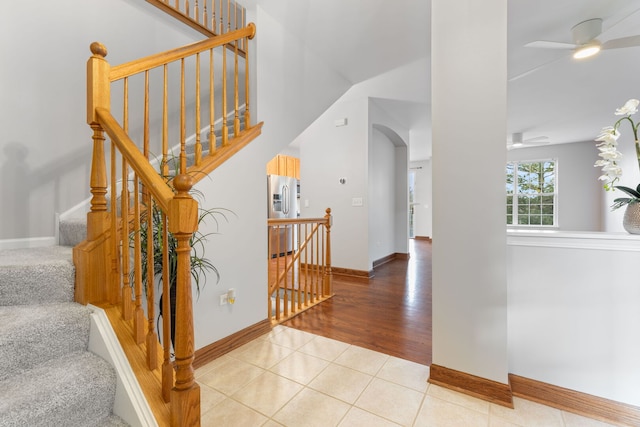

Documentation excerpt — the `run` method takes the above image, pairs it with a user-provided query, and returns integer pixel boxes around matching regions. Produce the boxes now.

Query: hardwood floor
[283,238,432,366]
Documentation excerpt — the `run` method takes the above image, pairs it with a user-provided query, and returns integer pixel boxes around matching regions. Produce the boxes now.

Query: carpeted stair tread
[97,414,131,427]
[0,351,118,427]
[0,246,74,306]
[0,302,91,382]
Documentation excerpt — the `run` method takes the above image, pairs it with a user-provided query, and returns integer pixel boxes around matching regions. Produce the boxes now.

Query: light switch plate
[352,197,363,207]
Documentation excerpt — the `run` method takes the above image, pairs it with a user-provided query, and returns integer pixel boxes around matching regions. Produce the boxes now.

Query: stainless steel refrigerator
[267,174,298,257]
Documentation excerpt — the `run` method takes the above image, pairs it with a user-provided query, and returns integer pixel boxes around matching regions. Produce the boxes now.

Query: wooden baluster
[161,63,172,400]
[221,39,228,146]
[242,6,246,50]
[202,0,207,30]
[146,194,158,370]
[133,174,144,343]
[209,48,215,154]
[233,18,240,138]
[283,226,289,317]
[275,227,280,321]
[121,158,132,321]
[121,77,133,321]
[219,0,223,34]
[227,0,231,33]
[185,0,190,17]
[296,223,301,311]
[244,23,256,129]
[169,174,201,427]
[143,69,158,366]
[180,58,187,175]
[161,211,172,403]
[211,0,219,36]
[195,52,202,166]
[194,0,199,23]
[323,208,332,296]
[315,224,320,301]
[110,140,119,305]
[303,223,309,306]
[162,64,169,180]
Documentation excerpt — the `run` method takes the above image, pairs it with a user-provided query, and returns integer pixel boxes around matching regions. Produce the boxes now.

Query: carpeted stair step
[59,217,87,247]
[0,351,118,427]
[0,246,74,306]
[0,302,90,382]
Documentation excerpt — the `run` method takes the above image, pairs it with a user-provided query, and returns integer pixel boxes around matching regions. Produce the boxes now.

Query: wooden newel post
[323,208,332,296]
[74,42,112,305]
[168,174,201,427]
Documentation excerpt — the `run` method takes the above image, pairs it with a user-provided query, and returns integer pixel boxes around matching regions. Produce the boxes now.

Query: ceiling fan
[524,18,640,59]
[507,132,549,149]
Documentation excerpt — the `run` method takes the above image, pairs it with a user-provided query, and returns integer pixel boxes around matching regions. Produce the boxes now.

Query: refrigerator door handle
[282,184,289,215]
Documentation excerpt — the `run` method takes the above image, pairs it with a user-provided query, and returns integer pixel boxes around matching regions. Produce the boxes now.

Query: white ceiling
[244,0,640,161]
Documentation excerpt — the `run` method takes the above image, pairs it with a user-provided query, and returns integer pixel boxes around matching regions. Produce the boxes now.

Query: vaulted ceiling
[243,0,640,161]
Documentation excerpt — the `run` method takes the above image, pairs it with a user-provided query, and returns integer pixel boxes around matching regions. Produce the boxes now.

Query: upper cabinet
[267,154,300,180]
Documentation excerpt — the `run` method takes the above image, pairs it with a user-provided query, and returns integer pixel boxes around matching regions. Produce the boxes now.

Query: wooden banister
[77,15,261,425]
[267,209,334,324]
[109,24,255,81]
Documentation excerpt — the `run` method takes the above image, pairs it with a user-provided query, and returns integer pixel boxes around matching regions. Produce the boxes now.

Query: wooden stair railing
[146,0,247,52]
[74,23,261,427]
[268,208,334,324]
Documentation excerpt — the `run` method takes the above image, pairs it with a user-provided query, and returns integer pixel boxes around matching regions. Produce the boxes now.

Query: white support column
[431,0,509,385]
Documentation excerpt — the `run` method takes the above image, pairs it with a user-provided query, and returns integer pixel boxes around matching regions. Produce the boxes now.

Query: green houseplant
[134,184,232,349]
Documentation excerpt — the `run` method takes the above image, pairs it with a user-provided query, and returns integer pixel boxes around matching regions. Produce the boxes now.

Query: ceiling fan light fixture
[573,41,601,59]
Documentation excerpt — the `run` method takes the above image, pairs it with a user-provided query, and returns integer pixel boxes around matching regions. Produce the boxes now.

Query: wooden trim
[193,319,272,369]
[509,374,640,426]
[429,364,513,408]
[413,235,432,241]
[372,252,409,268]
[332,266,373,280]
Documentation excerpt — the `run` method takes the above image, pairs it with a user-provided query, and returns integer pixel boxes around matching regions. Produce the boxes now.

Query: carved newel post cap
[90,42,108,58]
[174,174,195,194]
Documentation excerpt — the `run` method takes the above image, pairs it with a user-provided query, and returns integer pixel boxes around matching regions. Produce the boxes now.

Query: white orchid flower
[615,99,639,116]
[596,127,620,143]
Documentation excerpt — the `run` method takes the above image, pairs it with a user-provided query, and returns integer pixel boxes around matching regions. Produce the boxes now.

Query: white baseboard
[0,237,56,250]
[88,305,158,427]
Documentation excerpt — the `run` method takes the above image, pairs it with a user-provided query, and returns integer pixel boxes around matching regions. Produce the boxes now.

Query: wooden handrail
[96,108,174,212]
[109,24,255,81]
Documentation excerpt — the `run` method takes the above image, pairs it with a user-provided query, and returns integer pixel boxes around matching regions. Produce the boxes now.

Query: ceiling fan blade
[524,41,576,49]
[602,35,640,50]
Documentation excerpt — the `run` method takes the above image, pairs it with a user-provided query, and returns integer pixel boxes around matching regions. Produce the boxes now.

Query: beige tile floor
[195,326,616,427]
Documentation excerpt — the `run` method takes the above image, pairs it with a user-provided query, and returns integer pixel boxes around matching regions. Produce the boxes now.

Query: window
[506,160,556,226]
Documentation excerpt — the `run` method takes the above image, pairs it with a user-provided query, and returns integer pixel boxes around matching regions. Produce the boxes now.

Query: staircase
[0,230,127,426]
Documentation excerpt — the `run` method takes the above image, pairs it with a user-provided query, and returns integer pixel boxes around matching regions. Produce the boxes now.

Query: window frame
[506,158,558,228]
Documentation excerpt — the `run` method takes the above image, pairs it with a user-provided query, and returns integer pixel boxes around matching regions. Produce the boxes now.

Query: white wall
[298,98,370,272]
[369,128,396,262]
[508,231,640,406]
[508,141,603,231]
[254,6,352,162]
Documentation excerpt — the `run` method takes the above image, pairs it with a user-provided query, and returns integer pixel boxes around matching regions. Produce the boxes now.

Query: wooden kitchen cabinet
[266,154,299,179]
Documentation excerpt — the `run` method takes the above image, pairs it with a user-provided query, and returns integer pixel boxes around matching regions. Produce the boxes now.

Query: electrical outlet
[219,294,228,305]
